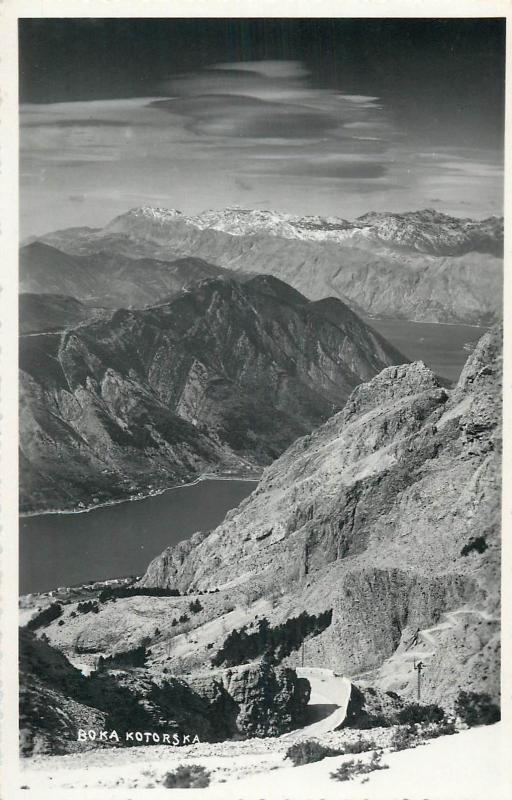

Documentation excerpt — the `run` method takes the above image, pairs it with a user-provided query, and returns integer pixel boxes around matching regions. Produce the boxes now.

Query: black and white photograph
[1,6,509,798]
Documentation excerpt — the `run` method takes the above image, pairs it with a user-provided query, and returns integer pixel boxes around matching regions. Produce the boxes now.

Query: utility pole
[414,660,424,701]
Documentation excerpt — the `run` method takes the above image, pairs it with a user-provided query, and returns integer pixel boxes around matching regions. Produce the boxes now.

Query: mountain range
[19,275,404,513]
[26,207,503,324]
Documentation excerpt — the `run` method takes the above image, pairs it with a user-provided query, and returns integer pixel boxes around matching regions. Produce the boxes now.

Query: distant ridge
[30,206,503,324]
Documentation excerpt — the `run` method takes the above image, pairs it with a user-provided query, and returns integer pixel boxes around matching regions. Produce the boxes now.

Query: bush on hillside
[461,537,488,557]
[342,736,378,754]
[285,739,343,766]
[330,751,389,782]
[189,599,203,614]
[396,702,444,725]
[26,603,62,630]
[390,724,418,751]
[454,691,500,727]
[77,600,99,614]
[161,765,210,788]
[422,720,458,739]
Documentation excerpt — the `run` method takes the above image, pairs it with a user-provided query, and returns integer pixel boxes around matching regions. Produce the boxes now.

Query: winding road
[282,667,352,739]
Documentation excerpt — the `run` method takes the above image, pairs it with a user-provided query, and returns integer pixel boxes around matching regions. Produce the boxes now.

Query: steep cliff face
[141,327,501,705]
[34,206,503,324]
[20,275,403,512]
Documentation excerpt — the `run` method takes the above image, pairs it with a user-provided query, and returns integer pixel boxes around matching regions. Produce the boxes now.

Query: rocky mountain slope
[141,326,501,705]
[31,207,503,324]
[20,275,403,513]
[20,628,309,755]
[20,241,230,308]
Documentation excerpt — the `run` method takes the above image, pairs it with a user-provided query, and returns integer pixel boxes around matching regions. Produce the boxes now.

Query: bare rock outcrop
[189,661,311,738]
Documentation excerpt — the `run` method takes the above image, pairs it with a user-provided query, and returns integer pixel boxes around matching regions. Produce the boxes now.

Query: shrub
[454,691,500,727]
[285,739,342,766]
[161,765,210,788]
[26,603,62,630]
[422,720,458,739]
[330,751,389,782]
[77,600,99,614]
[461,537,488,557]
[189,599,203,614]
[343,736,377,754]
[390,724,418,751]
[179,614,190,624]
[397,702,444,725]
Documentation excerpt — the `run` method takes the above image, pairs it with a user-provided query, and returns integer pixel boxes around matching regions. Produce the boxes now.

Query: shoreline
[20,473,261,520]
[364,315,488,331]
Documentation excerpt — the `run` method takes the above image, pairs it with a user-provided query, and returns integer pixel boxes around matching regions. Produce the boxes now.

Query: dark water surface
[365,318,486,383]
[20,480,256,594]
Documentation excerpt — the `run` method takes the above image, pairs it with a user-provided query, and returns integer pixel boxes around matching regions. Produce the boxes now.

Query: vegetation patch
[99,586,180,602]
[454,691,500,727]
[396,702,444,725]
[26,603,62,630]
[285,739,343,766]
[212,610,332,667]
[461,536,488,556]
[161,765,210,789]
[342,736,378,754]
[390,724,418,751]
[77,600,99,614]
[330,751,389,782]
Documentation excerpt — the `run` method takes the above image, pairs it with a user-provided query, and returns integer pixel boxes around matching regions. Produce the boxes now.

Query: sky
[19,19,505,238]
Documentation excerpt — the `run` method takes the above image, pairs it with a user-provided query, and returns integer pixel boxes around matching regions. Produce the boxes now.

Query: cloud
[19,61,504,236]
[23,118,150,128]
[212,60,310,79]
[277,160,387,179]
[234,176,254,192]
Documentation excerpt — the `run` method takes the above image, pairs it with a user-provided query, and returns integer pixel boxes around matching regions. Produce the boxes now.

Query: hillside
[19,293,110,335]
[140,326,501,706]
[31,206,503,324]
[19,241,230,308]
[19,275,403,513]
